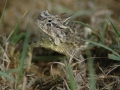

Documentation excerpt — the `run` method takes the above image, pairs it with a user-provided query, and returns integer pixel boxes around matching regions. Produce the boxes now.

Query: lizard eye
[48,20,52,22]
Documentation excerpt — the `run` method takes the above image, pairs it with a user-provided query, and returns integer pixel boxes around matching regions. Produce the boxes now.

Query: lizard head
[36,10,71,45]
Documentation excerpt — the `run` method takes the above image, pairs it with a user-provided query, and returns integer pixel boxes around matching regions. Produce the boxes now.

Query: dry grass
[0,0,120,90]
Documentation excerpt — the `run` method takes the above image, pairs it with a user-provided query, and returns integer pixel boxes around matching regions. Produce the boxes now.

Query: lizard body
[30,10,89,60]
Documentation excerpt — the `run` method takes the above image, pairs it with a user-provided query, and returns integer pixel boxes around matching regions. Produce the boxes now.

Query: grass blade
[108,54,120,61]
[65,61,76,90]
[5,68,19,74]
[71,10,91,19]
[73,21,100,38]
[100,21,108,44]
[12,32,25,44]
[87,51,96,90]
[33,55,66,61]
[82,39,120,58]
[108,17,120,37]
[17,27,30,84]
[0,0,8,25]
[72,21,93,30]
[12,20,22,44]
[0,71,16,82]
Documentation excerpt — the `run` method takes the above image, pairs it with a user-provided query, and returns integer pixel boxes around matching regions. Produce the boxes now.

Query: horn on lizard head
[38,10,51,20]
[57,13,72,23]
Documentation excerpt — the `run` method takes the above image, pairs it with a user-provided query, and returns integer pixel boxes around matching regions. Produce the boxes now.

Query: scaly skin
[33,10,89,60]
[29,11,89,77]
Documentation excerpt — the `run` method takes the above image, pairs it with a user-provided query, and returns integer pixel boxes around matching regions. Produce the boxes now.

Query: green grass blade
[12,20,22,44]
[82,39,120,58]
[72,21,100,38]
[87,51,96,90]
[5,68,19,74]
[33,55,66,61]
[12,32,25,44]
[100,21,108,44]
[0,71,16,82]
[71,10,91,19]
[72,21,93,30]
[108,54,120,61]
[65,61,76,90]
[6,11,27,44]
[0,0,8,25]
[16,1,31,89]
[108,17,120,37]
[17,28,30,84]
[1,21,24,50]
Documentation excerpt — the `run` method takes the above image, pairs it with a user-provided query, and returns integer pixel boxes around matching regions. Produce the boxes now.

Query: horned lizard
[29,10,89,75]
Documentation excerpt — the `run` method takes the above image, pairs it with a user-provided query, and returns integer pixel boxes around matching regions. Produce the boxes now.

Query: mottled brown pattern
[33,10,89,60]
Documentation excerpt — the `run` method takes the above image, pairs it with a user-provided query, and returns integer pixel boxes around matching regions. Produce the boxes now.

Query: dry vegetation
[0,0,120,90]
